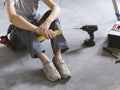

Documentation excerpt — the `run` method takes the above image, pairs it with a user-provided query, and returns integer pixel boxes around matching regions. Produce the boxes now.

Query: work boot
[43,61,61,81]
[53,59,72,79]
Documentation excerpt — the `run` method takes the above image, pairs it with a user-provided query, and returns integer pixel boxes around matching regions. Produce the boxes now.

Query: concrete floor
[1,0,120,90]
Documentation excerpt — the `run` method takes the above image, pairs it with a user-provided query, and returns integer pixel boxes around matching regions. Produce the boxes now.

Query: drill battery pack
[108,21,120,48]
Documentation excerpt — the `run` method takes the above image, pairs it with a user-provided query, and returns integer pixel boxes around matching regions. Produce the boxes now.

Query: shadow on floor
[0,46,28,68]
[64,44,94,55]
[0,68,71,90]
[0,47,70,90]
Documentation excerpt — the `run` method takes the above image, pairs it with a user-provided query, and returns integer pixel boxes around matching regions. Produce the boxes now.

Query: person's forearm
[9,14,38,32]
[45,5,61,23]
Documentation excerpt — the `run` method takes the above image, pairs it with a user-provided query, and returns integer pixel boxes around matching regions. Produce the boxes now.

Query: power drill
[75,25,98,46]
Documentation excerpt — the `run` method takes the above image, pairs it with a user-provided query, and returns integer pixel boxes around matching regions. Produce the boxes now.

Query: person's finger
[49,30,56,38]
[45,30,50,39]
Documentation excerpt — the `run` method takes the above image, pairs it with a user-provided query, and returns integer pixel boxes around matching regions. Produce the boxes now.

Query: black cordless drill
[75,25,98,46]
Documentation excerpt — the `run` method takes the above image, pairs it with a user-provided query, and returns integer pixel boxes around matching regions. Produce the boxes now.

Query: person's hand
[43,29,56,39]
[35,20,51,35]
[35,20,56,39]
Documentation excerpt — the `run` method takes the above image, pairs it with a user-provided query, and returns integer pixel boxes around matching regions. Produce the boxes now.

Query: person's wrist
[34,27,38,33]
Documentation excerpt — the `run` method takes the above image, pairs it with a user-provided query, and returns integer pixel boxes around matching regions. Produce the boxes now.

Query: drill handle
[88,32,94,40]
